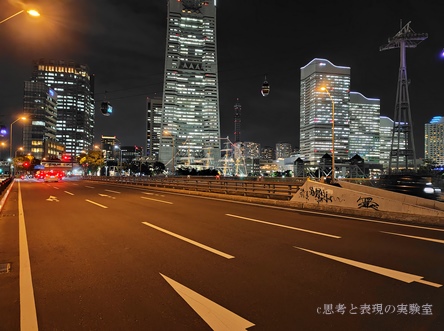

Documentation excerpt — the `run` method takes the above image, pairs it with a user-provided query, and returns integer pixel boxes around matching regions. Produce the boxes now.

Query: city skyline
[1,1,443,158]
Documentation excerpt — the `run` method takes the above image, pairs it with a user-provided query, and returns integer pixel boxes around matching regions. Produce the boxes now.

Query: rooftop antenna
[380,21,428,174]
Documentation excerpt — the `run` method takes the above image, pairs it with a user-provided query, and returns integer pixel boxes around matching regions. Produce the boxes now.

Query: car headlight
[423,187,435,194]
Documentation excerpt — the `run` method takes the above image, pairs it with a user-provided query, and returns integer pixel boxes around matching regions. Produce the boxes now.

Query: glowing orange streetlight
[0,9,40,25]
[9,116,27,160]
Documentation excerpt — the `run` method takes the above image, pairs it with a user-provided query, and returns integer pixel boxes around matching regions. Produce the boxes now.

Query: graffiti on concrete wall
[299,186,334,204]
[357,196,379,210]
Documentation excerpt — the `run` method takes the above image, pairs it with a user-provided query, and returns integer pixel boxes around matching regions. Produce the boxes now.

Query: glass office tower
[22,81,59,160]
[425,116,444,166]
[146,96,163,160]
[30,59,95,160]
[160,0,221,170]
[300,58,350,164]
[349,91,380,163]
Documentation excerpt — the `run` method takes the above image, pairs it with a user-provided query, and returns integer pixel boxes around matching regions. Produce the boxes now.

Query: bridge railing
[83,176,304,200]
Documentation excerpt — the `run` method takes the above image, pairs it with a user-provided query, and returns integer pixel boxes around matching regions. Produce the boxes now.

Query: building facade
[22,81,61,159]
[159,0,221,169]
[425,116,444,166]
[146,96,163,160]
[349,91,380,163]
[30,59,95,160]
[379,116,406,171]
[275,142,292,159]
[300,58,350,164]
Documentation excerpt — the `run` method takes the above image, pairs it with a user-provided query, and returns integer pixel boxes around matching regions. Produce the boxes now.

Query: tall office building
[30,59,95,159]
[159,0,221,169]
[234,98,241,143]
[300,58,350,164]
[425,116,444,166]
[22,81,62,159]
[146,96,163,159]
[380,116,406,171]
[275,142,292,159]
[349,92,380,163]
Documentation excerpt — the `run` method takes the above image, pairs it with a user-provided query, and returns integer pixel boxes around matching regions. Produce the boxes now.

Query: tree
[79,150,105,175]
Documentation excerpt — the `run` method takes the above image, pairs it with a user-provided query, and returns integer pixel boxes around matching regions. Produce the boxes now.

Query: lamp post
[0,9,40,25]
[320,87,335,181]
[9,116,26,161]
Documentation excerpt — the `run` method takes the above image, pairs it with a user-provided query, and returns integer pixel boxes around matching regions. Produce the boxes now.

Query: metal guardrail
[84,176,304,200]
[0,177,13,196]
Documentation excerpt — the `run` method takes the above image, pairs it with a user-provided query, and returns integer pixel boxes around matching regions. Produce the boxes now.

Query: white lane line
[161,273,254,330]
[295,247,442,288]
[84,186,95,189]
[140,196,173,204]
[85,199,108,208]
[142,222,234,259]
[142,192,165,197]
[381,231,444,244]
[18,182,39,330]
[64,191,74,195]
[226,214,341,239]
[98,193,116,199]
[105,189,121,194]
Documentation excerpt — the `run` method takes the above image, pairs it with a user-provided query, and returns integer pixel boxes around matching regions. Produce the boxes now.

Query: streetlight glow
[26,9,40,17]
[0,8,40,25]
[320,86,335,181]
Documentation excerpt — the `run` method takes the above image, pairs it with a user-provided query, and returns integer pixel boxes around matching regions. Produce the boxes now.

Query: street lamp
[0,9,40,25]
[320,87,335,181]
[9,116,26,160]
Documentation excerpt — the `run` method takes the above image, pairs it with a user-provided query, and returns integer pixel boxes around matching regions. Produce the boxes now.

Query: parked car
[378,174,441,200]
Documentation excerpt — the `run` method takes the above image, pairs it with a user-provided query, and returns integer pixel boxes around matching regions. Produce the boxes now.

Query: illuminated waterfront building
[425,116,444,166]
[159,0,221,169]
[30,59,95,159]
[300,58,350,164]
[349,92,380,163]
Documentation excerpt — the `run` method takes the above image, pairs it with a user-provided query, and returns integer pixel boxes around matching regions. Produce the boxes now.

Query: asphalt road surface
[0,177,443,330]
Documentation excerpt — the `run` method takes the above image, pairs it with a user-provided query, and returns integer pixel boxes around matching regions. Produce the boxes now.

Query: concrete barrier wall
[291,179,444,218]
[338,180,444,211]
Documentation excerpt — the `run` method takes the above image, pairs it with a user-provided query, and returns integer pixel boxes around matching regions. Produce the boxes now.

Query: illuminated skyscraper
[380,116,406,170]
[275,142,292,159]
[300,58,350,164]
[146,96,163,159]
[30,59,95,160]
[425,116,444,166]
[349,92,380,163]
[22,81,60,159]
[160,0,220,169]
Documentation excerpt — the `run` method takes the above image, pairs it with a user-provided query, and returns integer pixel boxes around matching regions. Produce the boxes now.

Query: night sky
[1,0,443,158]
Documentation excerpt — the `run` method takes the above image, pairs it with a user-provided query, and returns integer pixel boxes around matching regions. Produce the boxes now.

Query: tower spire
[234,98,241,143]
